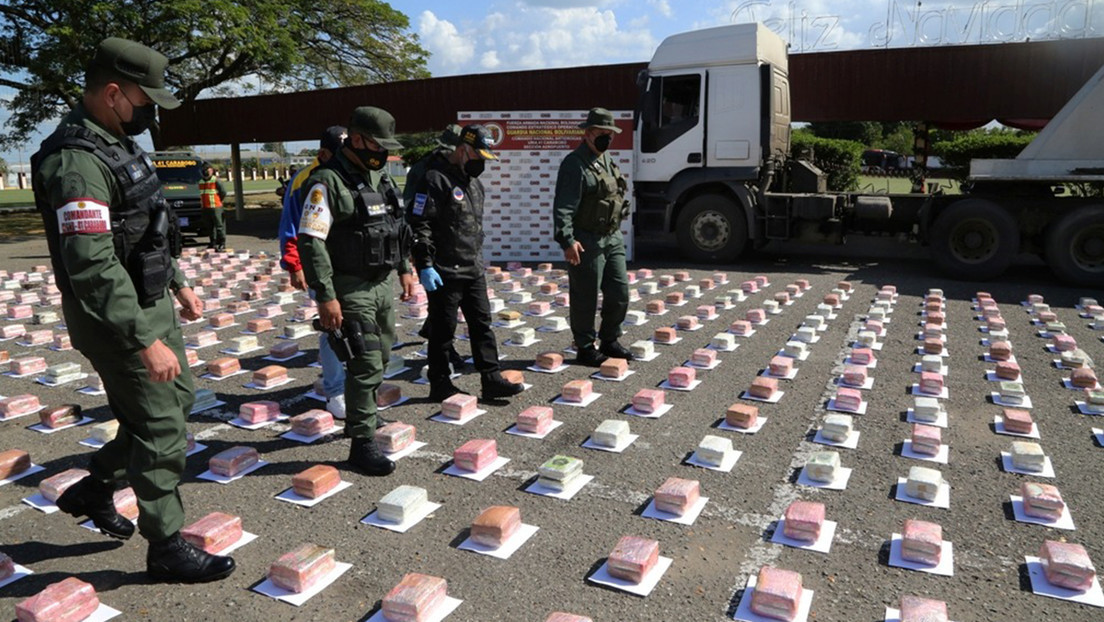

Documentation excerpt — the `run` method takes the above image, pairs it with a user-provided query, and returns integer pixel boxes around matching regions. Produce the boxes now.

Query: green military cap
[578,107,622,134]
[348,106,403,150]
[436,124,463,149]
[91,37,180,110]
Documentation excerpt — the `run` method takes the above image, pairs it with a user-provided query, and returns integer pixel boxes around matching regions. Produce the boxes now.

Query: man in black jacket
[407,125,523,402]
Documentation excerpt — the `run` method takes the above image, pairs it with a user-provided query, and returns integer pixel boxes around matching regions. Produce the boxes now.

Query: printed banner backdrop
[457,110,635,262]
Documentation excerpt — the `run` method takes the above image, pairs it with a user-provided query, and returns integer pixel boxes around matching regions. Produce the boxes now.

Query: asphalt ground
[0,228,1102,622]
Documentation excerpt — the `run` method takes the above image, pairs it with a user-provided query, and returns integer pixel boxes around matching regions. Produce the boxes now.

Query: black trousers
[426,274,499,383]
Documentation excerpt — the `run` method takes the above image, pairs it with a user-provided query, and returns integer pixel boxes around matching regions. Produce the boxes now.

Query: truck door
[705,65,761,169]
[635,71,705,184]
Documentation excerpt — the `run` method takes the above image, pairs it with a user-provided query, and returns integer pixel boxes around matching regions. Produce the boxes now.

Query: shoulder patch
[57,198,110,235]
[61,172,86,199]
[452,187,465,203]
[299,183,333,240]
[412,193,428,216]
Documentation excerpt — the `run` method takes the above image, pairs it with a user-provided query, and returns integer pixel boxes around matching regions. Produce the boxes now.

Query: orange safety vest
[199,176,222,208]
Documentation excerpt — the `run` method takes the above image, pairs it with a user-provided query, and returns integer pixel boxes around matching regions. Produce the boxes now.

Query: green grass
[0,178,285,208]
[857,175,961,195]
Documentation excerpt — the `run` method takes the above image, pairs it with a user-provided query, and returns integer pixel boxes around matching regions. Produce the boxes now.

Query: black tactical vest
[323,159,412,276]
[31,125,178,306]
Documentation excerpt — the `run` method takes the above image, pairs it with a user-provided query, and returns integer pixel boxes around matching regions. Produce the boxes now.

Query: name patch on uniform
[57,198,110,235]
[412,193,428,216]
[452,187,465,203]
[299,183,333,240]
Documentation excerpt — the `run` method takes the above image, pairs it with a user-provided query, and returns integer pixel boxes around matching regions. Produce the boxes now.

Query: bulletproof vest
[31,125,178,306]
[323,159,412,276]
[572,153,628,235]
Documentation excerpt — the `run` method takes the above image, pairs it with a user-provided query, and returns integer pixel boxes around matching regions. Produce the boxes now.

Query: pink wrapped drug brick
[658,275,675,287]
[377,383,403,407]
[673,271,691,282]
[782,500,825,542]
[851,347,874,365]
[699,278,714,290]
[1071,367,1098,389]
[995,361,1020,380]
[901,519,942,566]
[527,275,545,286]
[900,595,948,622]
[774,292,791,304]
[554,293,570,306]
[987,316,1006,331]
[382,573,448,622]
[713,272,729,284]
[11,357,46,376]
[517,406,554,435]
[740,280,759,293]
[52,334,71,350]
[246,319,272,335]
[835,387,863,411]
[528,301,551,315]
[376,422,416,453]
[0,350,7,364]
[823,293,841,307]
[7,304,32,319]
[730,320,753,335]
[206,357,240,377]
[632,389,665,414]
[1022,482,1065,521]
[188,330,218,347]
[536,351,564,370]
[269,340,299,359]
[608,536,659,584]
[501,370,525,385]
[927,311,945,326]
[665,291,684,305]
[112,487,138,521]
[39,404,82,429]
[208,313,234,328]
[864,319,884,335]
[471,505,521,548]
[292,465,341,499]
[989,341,1012,361]
[924,301,942,315]
[746,308,766,324]
[1037,541,1099,592]
[750,275,768,287]
[208,446,259,477]
[645,300,665,314]
[182,512,243,554]
[654,477,699,516]
[256,304,281,319]
[676,315,698,330]
[1002,408,1033,434]
[561,379,593,402]
[785,284,800,296]
[15,577,99,622]
[239,401,280,424]
[1,393,40,417]
[750,566,803,621]
[0,551,13,581]
[599,358,628,379]
[910,424,942,456]
[695,304,715,320]
[268,543,336,593]
[668,366,696,388]
[691,348,717,367]
[749,376,778,399]
[653,326,677,343]
[726,403,758,429]
[540,282,559,295]
[252,365,288,388]
[226,301,250,314]
[1,324,26,339]
[290,410,333,436]
[184,349,200,367]
[841,366,867,387]
[23,330,52,346]
[1053,334,1077,352]
[453,439,497,473]
[768,356,793,377]
[39,468,90,503]
[545,614,592,622]
[982,306,1002,319]
[441,393,477,419]
[794,279,810,291]
[0,449,32,479]
[919,371,943,395]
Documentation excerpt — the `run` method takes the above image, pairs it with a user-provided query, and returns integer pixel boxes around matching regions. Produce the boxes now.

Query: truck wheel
[930,199,1019,280]
[1045,205,1104,287]
[676,194,748,263]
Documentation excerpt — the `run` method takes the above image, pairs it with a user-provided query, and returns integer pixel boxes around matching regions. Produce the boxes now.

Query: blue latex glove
[419,267,443,292]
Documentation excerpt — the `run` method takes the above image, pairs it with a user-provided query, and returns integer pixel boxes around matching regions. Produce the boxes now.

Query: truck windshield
[154,159,203,183]
[638,73,701,153]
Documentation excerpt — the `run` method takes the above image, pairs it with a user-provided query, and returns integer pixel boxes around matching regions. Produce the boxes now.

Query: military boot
[147,532,236,583]
[575,346,609,368]
[55,476,135,540]
[348,437,395,476]
[481,372,524,400]
[600,340,636,360]
[428,380,466,402]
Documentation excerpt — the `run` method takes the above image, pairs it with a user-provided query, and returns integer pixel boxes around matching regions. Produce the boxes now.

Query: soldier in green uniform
[553,107,633,367]
[31,37,235,583]
[299,106,417,476]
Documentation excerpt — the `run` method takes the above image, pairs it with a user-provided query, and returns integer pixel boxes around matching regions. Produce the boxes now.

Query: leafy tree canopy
[0,0,430,148]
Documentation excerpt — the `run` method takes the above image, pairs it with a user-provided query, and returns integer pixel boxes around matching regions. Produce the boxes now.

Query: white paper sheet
[732,574,814,622]
[797,467,852,490]
[587,556,673,597]
[641,496,709,526]
[581,433,639,453]
[901,440,950,464]
[505,421,564,439]
[770,518,837,554]
[1000,452,1055,478]
[894,478,951,509]
[361,501,442,533]
[685,450,741,473]
[552,393,602,408]
[524,473,594,500]
[1024,556,1104,607]
[430,408,488,425]
[813,429,860,450]
[442,456,510,482]
[1010,496,1075,530]
[275,480,353,507]
[196,459,268,484]
[888,534,954,576]
[717,417,768,435]
[251,561,352,606]
[457,523,540,559]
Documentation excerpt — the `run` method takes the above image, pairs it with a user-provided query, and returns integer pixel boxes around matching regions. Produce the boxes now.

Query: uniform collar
[573,141,606,165]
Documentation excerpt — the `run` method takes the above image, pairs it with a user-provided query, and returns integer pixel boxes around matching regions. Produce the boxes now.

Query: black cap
[459,124,497,160]
[90,37,180,109]
[319,126,347,153]
[578,107,621,134]
[348,106,403,150]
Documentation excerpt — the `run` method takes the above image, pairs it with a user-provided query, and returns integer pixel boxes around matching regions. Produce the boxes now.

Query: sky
[3,0,1102,172]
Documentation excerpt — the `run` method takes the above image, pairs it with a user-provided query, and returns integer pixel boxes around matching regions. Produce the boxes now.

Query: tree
[0,0,430,148]
[806,121,881,146]
[263,142,288,159]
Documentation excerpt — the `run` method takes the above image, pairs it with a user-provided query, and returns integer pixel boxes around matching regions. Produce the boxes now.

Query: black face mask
[346,137,388,171]
[594,134,613,153]
[115,90,157,136]
[464,158,485,178]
